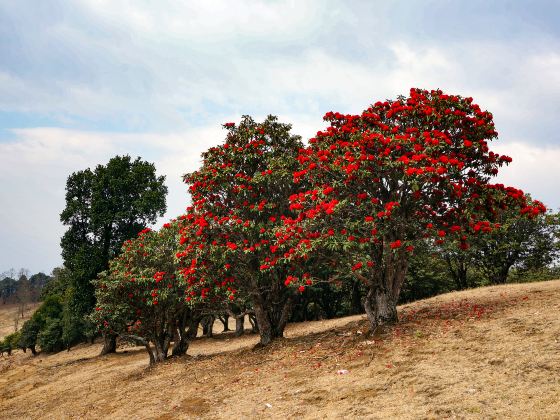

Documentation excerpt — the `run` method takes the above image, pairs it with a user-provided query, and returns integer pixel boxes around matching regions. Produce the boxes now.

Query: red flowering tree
[90,222,193,365]
[281,88,546,331]
[179,115,308,345]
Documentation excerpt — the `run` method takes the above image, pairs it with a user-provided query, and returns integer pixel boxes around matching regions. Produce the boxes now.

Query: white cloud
[0,125,224,273]
[494,141,560,210]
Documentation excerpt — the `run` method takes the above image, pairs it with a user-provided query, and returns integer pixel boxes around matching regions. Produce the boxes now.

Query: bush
[37,318,64,353]
[18,295,63,354]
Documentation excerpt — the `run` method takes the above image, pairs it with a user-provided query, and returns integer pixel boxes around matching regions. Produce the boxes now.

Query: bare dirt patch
[1,280,559,419]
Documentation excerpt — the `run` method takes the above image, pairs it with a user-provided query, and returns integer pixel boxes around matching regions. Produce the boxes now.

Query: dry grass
[0,302,41,340]
[1,280,559,419]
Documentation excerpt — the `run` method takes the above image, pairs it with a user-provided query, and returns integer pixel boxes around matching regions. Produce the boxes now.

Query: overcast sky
[1,0,559,274]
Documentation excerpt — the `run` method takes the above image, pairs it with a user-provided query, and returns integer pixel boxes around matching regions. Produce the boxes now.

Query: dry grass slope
[1,280,559,419]
[0,302,41,340]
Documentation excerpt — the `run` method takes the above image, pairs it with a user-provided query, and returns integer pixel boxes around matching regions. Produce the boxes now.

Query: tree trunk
[201,315,214,338]
[100,333,117,355]
[495,264,512,284]
[218,314,230,332]
[171,311,190,357]
[363,286,398,331]
[234,316,245,337]
[186,316,201,339]
[153,338,169,363]
[249,314,259,334]
[145,343,155,365]
[446,255,469,290]
[350,279,363,315]
[361,248,408,332]
[252,294,293,346]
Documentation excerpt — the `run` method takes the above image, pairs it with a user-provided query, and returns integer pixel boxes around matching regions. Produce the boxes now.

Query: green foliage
[0,331,21,354]
[40,267,72,300]
[471,205,559,284]
[58,155,168,347]
[61,287,92,348]
[37,318,64,353]
[400,241,456,303]
[18,317,42,350]
[17,295,63,352]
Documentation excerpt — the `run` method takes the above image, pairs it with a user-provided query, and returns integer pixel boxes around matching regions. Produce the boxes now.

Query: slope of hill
[1,280,559,419]
[0,302,41,340]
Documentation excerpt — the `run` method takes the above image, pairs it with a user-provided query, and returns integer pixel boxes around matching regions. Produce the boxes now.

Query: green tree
[60,155,168,354]
[18,295,63,354]
[473,202,559,284]
[37,318,64,353]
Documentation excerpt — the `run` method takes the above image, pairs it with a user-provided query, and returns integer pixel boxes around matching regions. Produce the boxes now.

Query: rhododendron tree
[280,88,546,331]
[91,221,192,365]
[179,115,310,345]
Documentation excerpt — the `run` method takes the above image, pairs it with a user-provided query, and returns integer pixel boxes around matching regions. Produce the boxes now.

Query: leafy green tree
[60,155,167,353]
[18,295,63,354]
[37,318,64,353]
[0,331,21,355]
[473,202,559,284]
[28,272,52,301]
[40,267,72,300]
[0,276,17,304]
[400,239,456,302]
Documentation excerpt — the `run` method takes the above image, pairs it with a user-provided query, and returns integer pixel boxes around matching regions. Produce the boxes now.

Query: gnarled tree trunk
[100,332,117,355]
[171,310,191,357]
[252,293,293,346]
[361,247,409,332]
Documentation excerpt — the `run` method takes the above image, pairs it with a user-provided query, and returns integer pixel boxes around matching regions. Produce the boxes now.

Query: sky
[1,0,559,275]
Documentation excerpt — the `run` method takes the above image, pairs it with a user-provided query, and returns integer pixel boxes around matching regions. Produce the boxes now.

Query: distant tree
[474,204,559,284]
[18,295,63,355]
[399,239,456,302]
[15,269,32,318]
[29,272,53,301]
[40,267,72,300]
[0,276,17,305]
[60,155,167,354]
[0,331,21,356]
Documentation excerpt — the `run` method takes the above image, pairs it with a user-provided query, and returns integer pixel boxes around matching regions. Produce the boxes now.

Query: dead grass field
[0,302,41,340]
[1,280,559,419]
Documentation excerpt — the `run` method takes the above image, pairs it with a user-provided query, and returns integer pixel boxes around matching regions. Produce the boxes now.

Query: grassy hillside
[0,302,41,340]
[1,280,559,419]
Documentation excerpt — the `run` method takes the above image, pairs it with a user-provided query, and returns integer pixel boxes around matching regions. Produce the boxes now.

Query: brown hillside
[1,280,559,419]
[0,302,41,340]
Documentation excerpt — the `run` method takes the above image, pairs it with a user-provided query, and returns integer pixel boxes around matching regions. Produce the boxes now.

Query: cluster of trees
[5,89,558,364]
[91,89,555,365]
[1,269,52,306]
[7,156,168,356]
